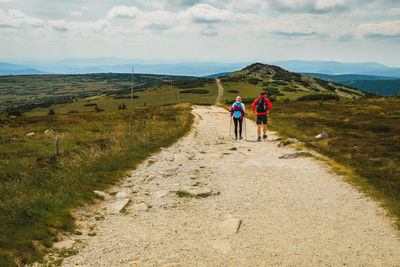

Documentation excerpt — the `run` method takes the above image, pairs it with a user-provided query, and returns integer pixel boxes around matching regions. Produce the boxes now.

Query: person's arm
[241,103,245,112]
[251,98,258,113]
[266,98,272,113]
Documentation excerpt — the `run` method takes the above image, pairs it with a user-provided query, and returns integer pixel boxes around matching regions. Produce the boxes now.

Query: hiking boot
[257,136,261,142]
[240,136,243,140]
[235,136,238,140]
[263,135,268,139]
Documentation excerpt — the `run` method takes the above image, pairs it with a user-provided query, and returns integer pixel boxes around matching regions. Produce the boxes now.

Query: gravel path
[62,106,400,266]
[215,79,224,105]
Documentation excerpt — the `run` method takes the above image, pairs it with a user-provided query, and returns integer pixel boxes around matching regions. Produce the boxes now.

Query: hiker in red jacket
[251,92,272,142]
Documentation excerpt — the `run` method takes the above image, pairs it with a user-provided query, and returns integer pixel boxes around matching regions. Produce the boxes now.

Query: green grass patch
[267,98,400,228]
[0,104,193,265]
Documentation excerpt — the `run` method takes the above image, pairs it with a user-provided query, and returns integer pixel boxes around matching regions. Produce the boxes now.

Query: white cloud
[183,4,231,23]
[0,8,43,28]
[358,20,400,37]
[105,5,142,19]
[70,11,83,16]
[268,0,348,13]
[389,8,400,16]
[48,19,109,33]
[49,20,69,32]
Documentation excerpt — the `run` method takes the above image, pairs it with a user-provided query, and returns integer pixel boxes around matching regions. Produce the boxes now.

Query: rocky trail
[57,106,400,266]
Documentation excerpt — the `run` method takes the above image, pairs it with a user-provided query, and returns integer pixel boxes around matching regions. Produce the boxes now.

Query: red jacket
[251,95,272,115]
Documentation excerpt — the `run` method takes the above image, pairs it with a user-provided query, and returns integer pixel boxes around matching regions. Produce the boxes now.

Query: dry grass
[0,104,193,266]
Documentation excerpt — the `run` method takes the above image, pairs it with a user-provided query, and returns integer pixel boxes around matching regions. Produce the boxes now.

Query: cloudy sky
[0,0,399,66]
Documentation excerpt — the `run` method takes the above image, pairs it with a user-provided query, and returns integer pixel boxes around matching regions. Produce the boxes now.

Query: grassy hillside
[0,73,197,113]
[220,63,366,104]
[23,78,218,116]
[266,98,400,228]
[0,105,193,266]
[305,73,400,96]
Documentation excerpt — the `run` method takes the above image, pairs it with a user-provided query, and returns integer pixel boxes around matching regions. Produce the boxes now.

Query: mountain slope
[220,63,365,103]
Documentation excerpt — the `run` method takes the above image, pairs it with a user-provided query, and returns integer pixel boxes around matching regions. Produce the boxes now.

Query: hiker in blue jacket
[229,96,245,140]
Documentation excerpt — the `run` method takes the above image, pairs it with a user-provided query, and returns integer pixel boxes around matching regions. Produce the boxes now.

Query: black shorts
[256,114,268,125]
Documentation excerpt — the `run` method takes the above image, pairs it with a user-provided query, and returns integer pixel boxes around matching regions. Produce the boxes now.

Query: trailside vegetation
[0,73,198,113]
[0,104,193,266]
[267,98,400,228]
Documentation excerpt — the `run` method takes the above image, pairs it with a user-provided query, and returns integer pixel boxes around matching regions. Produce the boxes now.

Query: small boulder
[53,240,75,250]
[315,132,329,140]
[107,198,130,213]
[182,186,212,196]
[133,203,149,211]
[217,218,242,236]
[115,192,129,198]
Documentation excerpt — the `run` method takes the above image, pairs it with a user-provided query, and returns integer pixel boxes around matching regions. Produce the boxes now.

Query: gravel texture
[62,106,400,266]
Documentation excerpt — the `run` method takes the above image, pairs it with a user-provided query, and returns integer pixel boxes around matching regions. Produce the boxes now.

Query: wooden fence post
[56,136,59,156]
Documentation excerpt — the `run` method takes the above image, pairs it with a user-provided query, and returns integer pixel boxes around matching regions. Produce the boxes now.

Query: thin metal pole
[244,117,247,140]
[129,67,134,138]
[176,82,180,103]
[55,136,59,156]
[229,116,232,137]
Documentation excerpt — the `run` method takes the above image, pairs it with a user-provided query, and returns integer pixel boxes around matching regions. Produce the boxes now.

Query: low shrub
[272,81,287,86]
[248,78,261,84]
[297,94,339,101]
[227,90,239,93]
[282,87,296,92]
[113,95,139,99]
[179,89,210,94]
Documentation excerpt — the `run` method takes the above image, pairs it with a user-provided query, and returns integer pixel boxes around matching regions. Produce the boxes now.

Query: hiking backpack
[232,102,243,118]
[256,97,267,113]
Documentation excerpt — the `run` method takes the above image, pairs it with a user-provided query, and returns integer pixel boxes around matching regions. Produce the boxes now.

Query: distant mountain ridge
[273,60,400,78]
[305,73,400,96]
[1,58,400,78]
[0,62,48,75]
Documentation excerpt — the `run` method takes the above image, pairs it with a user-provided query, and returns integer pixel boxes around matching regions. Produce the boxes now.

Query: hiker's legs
[256,115,262,137]
[233,118,239,138]
[239,118,243,137]
[263,124,267,135]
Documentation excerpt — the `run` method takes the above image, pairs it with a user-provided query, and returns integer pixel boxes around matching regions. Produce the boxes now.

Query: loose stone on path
[181,186,212,196]
[107,198,130,213]
[53,240,76,250]
[133,203,149,211]
[217,218,242,236]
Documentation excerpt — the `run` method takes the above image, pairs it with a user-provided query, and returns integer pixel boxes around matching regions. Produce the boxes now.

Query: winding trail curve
[215,78,224,105]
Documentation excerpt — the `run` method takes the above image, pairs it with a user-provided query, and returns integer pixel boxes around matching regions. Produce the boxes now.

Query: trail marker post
[55,136,59,156]
[129,67,134,139]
